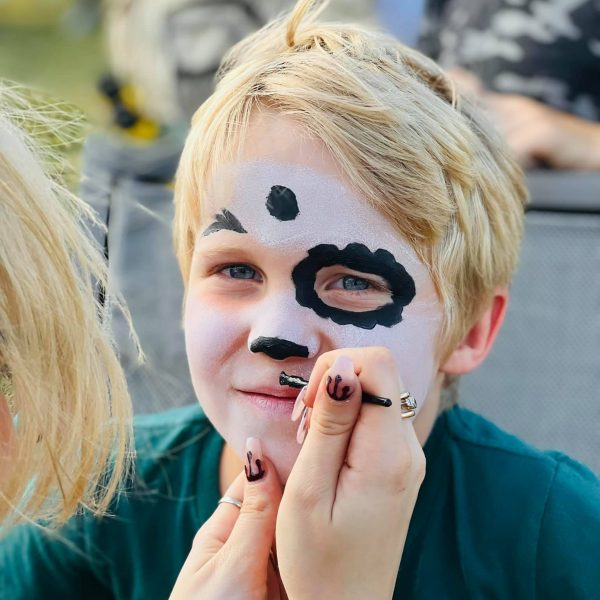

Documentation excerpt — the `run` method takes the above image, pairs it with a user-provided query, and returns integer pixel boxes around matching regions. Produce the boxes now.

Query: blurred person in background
[0,82,137,531]
[418,0,600,170]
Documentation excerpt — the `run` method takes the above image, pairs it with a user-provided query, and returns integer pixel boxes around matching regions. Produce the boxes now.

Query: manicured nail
[326,355,355,401]
[291,385,308,422]
[296,406,311,444]
[245,437,265,482]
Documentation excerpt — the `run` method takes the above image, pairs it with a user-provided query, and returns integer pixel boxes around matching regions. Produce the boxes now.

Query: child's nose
[247,293,321,360]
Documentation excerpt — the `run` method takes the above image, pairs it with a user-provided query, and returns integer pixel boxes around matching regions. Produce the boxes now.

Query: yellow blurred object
[127,118,160,141]
[119,84,137,111]
[108,83,161,141]
[0,0,73,27]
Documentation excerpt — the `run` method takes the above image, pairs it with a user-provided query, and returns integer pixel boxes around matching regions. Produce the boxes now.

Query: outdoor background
[0,0,109,122]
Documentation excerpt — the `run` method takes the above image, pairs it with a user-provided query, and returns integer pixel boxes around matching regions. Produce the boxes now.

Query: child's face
[184,113,443,480]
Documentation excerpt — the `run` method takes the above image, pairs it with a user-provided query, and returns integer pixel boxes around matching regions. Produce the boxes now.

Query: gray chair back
[461,172,600,473]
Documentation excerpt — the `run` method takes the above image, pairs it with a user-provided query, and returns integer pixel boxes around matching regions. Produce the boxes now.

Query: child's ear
[441,288,508,376]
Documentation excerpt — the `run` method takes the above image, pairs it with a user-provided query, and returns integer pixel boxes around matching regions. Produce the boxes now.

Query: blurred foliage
[0,0,72,27]
[0,0,109,180]
[0,26,107,123]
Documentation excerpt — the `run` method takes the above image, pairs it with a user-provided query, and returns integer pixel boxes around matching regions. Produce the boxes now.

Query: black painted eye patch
[291,243,416,329]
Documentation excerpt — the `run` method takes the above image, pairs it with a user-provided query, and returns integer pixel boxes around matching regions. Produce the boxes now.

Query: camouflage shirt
[418,0,600,121]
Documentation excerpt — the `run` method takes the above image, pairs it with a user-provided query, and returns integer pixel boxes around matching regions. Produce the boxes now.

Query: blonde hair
[0,82,136,530]
[174,0,528,359]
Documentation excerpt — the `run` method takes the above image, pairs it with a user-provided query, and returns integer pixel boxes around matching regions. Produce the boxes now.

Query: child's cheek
[183,296,242,388]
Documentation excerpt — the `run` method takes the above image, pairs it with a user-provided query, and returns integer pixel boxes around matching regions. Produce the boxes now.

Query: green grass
[0,25,108,123]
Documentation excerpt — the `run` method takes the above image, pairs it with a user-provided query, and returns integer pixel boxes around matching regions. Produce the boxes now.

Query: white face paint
[185,121,443,481]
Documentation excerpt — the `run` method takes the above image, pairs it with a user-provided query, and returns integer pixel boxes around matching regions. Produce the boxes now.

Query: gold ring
[399,392,417,419]
[218,495,242,509]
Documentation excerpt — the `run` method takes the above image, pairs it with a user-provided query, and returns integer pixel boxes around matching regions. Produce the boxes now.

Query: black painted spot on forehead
[291,243,416,329]
[266,185,299,221]
[202,209,247,237]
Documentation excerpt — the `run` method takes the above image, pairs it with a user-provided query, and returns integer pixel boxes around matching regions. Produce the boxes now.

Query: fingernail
[291,385,307,422]
[326,355,355,402]
[296,406,311,444]
[245,437,265,482]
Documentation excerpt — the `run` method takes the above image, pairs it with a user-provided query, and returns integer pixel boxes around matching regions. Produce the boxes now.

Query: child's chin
[260,436,301,484]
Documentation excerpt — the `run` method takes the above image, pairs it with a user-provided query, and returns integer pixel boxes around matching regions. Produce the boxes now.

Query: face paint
[185,159,442,481]
[292,242,416,329]
[266,185,299,221]
[202,208,247,237]
[250,336,309,360]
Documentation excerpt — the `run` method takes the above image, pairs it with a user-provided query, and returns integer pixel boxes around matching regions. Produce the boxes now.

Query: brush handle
[279,371,392,408]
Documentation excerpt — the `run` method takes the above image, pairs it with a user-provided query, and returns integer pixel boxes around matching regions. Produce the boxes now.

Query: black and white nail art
[245,449,265,482]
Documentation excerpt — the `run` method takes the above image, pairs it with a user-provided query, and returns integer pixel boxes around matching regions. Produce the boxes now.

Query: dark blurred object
[419,0,600,121]
[461,171,600,473]
[97,74,160,139]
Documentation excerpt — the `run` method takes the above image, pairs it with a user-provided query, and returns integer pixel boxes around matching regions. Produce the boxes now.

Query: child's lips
[235,387,299,417]
[237,386,299,400]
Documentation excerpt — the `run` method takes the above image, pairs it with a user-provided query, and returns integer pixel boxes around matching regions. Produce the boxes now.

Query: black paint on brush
[280,371,392,407]
[202,209,247,236]
[266,185,299,221]
[250,337,309,360]
[291,243,416,329]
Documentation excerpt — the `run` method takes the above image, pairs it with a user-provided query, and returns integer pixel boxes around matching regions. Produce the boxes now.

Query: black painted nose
[250,337,309,360]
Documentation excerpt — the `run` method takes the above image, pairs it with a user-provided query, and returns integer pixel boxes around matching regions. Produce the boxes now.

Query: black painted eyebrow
[201,209,247,237]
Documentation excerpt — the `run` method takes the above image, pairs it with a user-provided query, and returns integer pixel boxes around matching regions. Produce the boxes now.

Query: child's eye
[221,264,260,280]
[340,276,370,291]
[330,275,380,293]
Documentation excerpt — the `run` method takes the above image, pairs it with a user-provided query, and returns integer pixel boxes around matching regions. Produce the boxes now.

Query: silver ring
[399,392,417,419]
[218,495,242,509]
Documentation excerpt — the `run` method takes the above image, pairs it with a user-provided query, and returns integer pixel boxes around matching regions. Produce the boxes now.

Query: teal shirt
[1,404,598,599]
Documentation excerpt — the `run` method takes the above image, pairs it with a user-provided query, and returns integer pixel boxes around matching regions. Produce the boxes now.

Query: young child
[2,2,598,598]
[0,83,135,530]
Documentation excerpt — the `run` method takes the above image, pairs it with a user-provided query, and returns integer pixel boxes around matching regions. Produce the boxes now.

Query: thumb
[223,438,282,564]
[292,355,362,504]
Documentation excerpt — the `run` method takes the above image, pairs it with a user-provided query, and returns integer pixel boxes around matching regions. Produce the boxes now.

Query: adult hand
[276,349,426,600]
[170,439,285,600]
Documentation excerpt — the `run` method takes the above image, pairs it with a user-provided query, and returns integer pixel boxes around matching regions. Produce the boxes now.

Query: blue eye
[342,276,370,291]
[224,265,257,279]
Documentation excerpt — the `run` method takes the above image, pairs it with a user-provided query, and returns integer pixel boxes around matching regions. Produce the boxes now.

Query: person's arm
[0,518,112,599]
[535,457,600,599]
[447,67,600,170]
[484,94,600,171]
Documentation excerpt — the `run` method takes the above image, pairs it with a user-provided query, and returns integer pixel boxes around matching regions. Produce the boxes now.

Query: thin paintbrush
[279,371,392,407]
